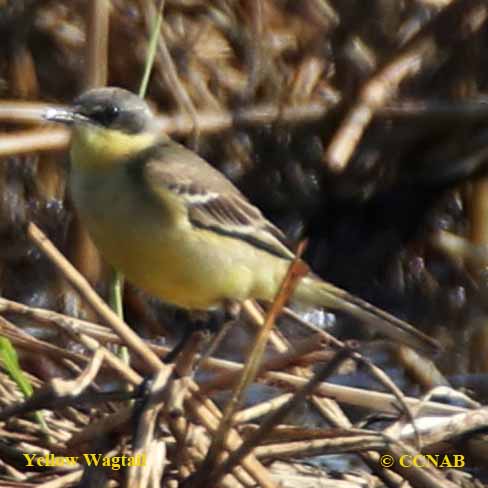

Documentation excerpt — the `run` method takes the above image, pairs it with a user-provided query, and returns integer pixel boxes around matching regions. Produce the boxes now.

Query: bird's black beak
[43,107,89,125]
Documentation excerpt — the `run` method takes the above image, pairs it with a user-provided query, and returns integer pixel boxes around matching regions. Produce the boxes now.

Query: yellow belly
[84,211,287,310]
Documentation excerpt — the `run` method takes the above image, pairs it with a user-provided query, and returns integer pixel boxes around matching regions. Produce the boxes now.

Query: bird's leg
[163,304,240,363]
[163,312,202,363]
[192,301,241,373]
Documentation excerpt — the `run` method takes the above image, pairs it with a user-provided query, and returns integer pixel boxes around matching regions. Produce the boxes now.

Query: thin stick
[233,393,293,424]
[324,41,436,172]
[0,128,69,157]
[193,245,308,487]
[26,222,164,373]
[141,0,200,148]
[209,350,350,486]
[85,0,110,88]
[139,0,164,98]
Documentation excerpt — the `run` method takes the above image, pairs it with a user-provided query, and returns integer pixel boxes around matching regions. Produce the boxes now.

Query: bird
[44,87,439,352]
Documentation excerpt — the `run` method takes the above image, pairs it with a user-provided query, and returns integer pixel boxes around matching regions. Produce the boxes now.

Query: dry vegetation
[1,0,488,487]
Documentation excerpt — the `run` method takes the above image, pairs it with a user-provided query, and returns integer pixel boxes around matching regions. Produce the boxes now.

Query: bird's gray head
[45,87,154,134]
[45,87,163,167]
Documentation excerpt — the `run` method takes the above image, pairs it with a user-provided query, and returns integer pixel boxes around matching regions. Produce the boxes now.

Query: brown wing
[142,140,294,260]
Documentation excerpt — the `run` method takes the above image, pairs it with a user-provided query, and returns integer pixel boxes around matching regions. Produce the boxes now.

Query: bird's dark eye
[89,105,120,126]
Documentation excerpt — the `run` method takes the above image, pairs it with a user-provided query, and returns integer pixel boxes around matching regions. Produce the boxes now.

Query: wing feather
[141,141,294,260]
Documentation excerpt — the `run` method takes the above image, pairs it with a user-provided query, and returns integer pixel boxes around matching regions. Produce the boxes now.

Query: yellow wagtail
[45,87,439,352]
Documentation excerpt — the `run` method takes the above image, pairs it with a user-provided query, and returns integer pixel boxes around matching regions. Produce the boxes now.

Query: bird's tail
[293,276,440,353]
